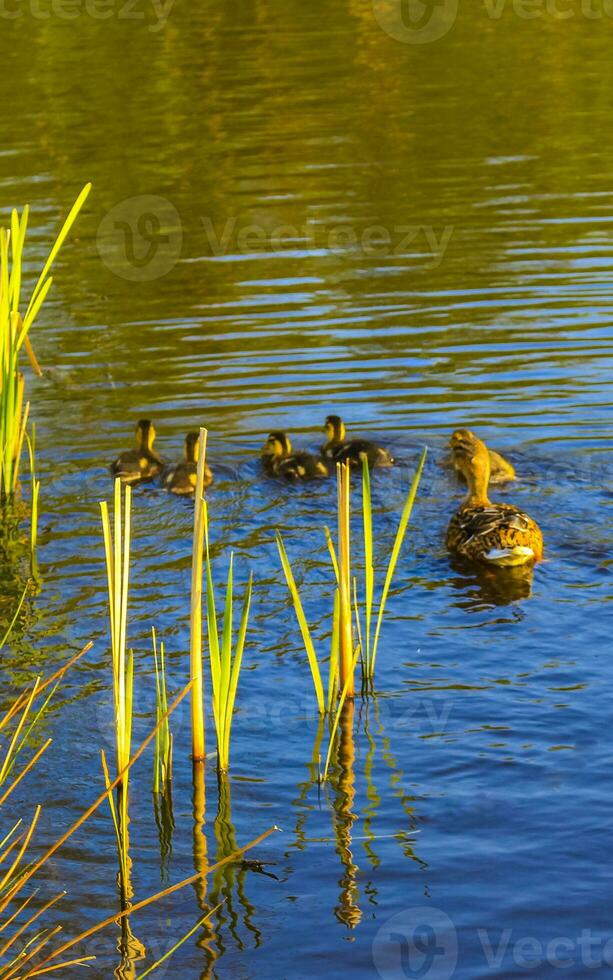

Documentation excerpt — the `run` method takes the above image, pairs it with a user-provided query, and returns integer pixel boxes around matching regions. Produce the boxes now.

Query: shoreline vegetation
[1,190,427,975]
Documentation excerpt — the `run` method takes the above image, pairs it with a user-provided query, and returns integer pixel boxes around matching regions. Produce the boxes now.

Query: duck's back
[277,451,327,481]
[447,502,543,566]
[111,448,162,482]
[325,439,394,468]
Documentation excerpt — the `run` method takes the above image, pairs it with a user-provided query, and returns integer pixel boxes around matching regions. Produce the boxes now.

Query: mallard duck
[447,429,515,484]
[111,419,163,484]
[262,431,328,482]
[322,415,394,469]
[164,431,213,495]
[447,431,542,567]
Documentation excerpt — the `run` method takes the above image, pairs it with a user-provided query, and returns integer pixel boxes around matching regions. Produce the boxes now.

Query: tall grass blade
[205,523,252,771]
[275,531,325,714]
[136,905,223,978]
[326,590,340,713]
[152,628,172,795]
[22,183,92,334]
[369,447,427,678]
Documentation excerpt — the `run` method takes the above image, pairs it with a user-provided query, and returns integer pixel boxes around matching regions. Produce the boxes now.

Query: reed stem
[99,478,134,868]
[190,427,208,762]
[337,462,354,699]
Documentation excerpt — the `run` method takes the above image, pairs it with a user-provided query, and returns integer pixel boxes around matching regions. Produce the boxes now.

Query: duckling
[262,431,328,482]
[322,415,394,469]
[448,429,515,484]
[446,432,542,567]
[164,431,213,495]
[111,419,163,484]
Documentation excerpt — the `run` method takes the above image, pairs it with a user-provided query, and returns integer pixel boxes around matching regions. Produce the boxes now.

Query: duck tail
[483,545,535,567]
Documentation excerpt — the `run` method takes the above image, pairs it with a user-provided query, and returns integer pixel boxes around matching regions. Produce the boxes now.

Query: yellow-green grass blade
[99,501,115,651]
[3,923,62,979]
[9,206,26,311]
[220,554,234,721]
[136,905,223,978]
[204,504,222,739]
[152,632,170,792]
[0,822,23,859]
[101,750,125,878]
[11,387,29,495]
[222,572,252,770]
[0,682,39,785]
[0,889,65,965]
[275,531,324,714]
[370,446,427,677]
[324,525,340,583]
[326,590,340,714]
[25,423,38,553]
[125,650,134,769]
[3,683,58,786]
[0,888,38,951]
[0,738,51,809]
[18,277,53,348]
[160,644,170,774]
[23,183,91,330]
[153,633,162,794]
[0,583,28,649]
[1,227,9,325]
[352,576,366,681]
[0,806,40,895]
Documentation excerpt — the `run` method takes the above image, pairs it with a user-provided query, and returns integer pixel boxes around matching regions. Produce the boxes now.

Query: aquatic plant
[187,427,252,773]
[0,637,276,978]
[24,424,39,560]
[152,627,173,796]
[277,449,427,711]
[99,475,135,938]
[275,532,329,715]
[204,504,252,774]
[0,640,92,804]
[356,448,427,689]
[0,185,90,502]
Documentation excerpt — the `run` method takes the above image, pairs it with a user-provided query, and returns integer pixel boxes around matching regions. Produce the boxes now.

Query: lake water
[1,1,613,977]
